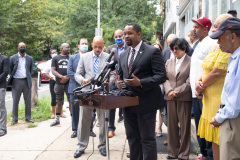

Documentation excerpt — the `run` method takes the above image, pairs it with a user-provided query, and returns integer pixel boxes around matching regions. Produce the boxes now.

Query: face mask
[80,45,88,52]
[186,37,191,43]
[19,48,26,54]
[52,53,57,58]
[115,38,123,45]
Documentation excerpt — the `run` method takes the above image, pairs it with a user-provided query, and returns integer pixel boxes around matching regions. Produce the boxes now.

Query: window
[205,0,209,18]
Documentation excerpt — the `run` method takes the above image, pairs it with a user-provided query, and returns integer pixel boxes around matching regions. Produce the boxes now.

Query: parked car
[37,60,49,82]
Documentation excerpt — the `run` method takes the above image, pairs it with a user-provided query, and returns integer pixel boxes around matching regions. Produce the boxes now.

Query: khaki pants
[220,114,240,160]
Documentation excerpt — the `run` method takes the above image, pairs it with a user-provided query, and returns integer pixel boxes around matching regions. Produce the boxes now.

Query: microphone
[108,60,118,71]
[94,48,117,82]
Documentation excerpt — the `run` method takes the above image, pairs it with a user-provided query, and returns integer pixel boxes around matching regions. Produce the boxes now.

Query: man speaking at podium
[117,23,166,160]
[74,36,114,158]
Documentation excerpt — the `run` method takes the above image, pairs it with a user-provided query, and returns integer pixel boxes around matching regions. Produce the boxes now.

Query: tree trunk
[31,78,38,107]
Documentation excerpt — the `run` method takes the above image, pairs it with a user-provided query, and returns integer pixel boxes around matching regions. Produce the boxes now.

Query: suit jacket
[163,55,192,101]
[75,51,114,90]
[106,43,130,62]
[118,42,166,113]
[0,54,10,88]
[8,53,33,88]
[162,46,193,64]
[67,53,81,94]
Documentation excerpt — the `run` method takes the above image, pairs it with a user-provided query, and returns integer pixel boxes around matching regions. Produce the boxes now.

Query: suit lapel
[122,48,131,75]
[128,43,145,77]
[97,52,106,74]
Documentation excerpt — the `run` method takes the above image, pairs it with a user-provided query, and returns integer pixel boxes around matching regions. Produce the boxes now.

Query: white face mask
[52,53,57,58]
[186,37,191,43]
[80,45,88,52]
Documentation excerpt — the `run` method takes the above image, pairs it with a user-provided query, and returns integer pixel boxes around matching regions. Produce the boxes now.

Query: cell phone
[199,92,203,97]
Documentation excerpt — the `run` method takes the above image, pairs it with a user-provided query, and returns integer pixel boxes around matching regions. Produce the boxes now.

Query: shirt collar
[18,52,26,58]
[117,43,125,50]
[92,51,102,58]
[131,40,142,53]
[176,54,186,63]
[230,46,240,59]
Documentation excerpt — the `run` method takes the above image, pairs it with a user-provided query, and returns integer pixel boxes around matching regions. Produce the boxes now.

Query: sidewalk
[0,103,198,160]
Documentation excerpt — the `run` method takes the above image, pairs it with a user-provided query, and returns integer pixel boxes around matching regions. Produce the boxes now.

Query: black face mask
[19,48,26,54]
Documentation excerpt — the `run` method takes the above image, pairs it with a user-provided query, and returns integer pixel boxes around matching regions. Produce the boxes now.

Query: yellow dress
[197,46,231,145]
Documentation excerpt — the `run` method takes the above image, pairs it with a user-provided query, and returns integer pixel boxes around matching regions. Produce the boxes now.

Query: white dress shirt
[42,59,55,80]
[190,36,217,98]
[170,50,175,59]
[175,54,186,76]
[128,41,142,65]
[13,53,27,78]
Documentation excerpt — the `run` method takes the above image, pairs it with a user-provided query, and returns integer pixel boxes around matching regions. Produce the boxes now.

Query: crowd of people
[0,12,240,160]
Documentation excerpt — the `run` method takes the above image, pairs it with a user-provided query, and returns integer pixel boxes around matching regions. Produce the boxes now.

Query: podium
[79,94,139,160]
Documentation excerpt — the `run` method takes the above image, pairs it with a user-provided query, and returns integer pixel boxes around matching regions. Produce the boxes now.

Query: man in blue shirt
[210,17,240,159]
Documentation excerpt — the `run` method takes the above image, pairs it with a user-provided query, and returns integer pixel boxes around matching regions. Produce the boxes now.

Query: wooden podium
[79,94,139,160]
[80,94,139,109]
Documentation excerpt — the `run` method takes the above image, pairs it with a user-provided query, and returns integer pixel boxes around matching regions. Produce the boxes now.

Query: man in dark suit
[67,38,96,138]
[162,34,194,63]
[8,42,34,125]
[106,29,130,138]
[117,23,166,160]
[0,45,10,136]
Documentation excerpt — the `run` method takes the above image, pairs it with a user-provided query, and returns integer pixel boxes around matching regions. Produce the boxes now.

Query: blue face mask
[115,38,123,45]
[80,45,88,52]
[52,53,57,58]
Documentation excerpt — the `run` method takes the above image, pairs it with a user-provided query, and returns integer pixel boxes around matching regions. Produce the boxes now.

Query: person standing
[117,23,166,160]
[210,17,240,160]
[67,38,96,138]
[187,30,199,50]
[0,46,10,136]
[50,43,71,127]
[190,17,216,160]
[8,42,34,125]
[106,29,129,138]
[74,36,111,158]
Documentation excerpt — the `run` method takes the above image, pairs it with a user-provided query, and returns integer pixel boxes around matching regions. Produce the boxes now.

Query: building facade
[163,0,240,47]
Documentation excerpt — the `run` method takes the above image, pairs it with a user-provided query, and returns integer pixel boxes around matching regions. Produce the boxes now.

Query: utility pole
[95,0,103,36]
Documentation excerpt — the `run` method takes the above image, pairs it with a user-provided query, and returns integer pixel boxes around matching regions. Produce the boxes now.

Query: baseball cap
[192,17,212,31]
[210,17,240,39]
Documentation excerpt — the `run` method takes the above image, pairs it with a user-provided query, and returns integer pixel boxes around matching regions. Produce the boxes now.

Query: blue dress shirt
[215,46,240,123]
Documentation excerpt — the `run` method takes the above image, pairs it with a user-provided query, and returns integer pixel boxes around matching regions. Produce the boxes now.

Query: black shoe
[99,148,106,156]
[117,116,124,123]
[71,131,77,138]
[26,119,34,123]
[11,120,18,125]
[50,120,60,127]
[90,131,96,137]
[0,130,7,137]
[178,158,184,160]
[73,150,84,158]
[166,156,176,159]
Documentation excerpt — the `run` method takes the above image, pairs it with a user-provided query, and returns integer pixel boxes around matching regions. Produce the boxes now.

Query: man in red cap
[190,17,217,160]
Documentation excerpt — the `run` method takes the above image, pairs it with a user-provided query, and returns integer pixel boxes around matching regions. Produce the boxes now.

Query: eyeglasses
[93,46,103,49]
[172,47,179,51]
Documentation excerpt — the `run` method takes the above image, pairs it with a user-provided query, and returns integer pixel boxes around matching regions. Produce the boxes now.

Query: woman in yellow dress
[195,14,232,160]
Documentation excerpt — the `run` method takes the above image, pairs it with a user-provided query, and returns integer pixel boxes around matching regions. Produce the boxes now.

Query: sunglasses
[171,47,179,51]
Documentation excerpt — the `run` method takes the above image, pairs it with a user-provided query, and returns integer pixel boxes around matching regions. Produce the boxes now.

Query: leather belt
[220,104,225,109]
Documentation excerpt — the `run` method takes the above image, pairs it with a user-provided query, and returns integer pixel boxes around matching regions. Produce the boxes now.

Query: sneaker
[118,116,124,123]
[192,154,209,160]
[50,120,60,127]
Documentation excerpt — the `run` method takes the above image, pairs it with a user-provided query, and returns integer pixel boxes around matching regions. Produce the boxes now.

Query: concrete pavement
[0,102,198,160]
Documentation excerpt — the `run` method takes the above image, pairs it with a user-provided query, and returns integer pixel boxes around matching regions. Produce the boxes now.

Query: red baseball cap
[192,17,212,31]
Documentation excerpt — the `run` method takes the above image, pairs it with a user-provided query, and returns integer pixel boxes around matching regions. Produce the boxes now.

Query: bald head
[18,42,26,55]
[60,43,70,55]
[92,36,104,55]
[114,29,123,37]
[114,29,124,46]
[167,34,178,47]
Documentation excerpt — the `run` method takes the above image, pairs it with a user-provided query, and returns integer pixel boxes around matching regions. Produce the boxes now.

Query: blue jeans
[192,98,213,159]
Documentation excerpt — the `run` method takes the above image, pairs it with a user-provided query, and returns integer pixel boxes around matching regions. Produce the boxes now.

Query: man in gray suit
[74,36,113,158]
[106,29,129,138]
[8,42,34,125]
[0,44,10,136]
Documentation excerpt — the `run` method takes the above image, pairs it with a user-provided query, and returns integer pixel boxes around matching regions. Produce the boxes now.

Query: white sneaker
[192,154,209,160]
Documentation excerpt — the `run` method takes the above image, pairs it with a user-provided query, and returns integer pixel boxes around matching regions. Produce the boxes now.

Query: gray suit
[9,53,33,121]
[75,51,111,151]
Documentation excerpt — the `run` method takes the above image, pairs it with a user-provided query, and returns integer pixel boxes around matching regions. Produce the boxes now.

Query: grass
[28,123,38,128]
[7,96,52,124]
